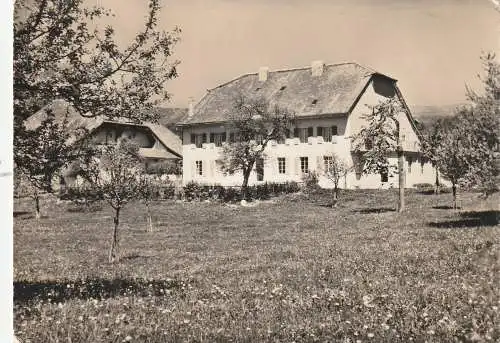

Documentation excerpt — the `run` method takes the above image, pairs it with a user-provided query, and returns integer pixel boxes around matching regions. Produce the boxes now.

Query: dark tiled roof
[154,107,189,127]
[181,62,395,125]
[24,99,182,157]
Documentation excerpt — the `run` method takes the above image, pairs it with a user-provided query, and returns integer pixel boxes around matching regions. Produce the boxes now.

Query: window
[407,156,413,174]
[300,157,309,174]
[324,156,333,172]
[256,158,264,181]
[210,132,226,147]
[317,126,338,142]
[380,169,388,183]
[191,133,206,148]
[196,160,203,176]
[420,157,426,174]
[279,85,287,91]
[294,128,308,143]
[255,134,264,145]
[278,157,286,174]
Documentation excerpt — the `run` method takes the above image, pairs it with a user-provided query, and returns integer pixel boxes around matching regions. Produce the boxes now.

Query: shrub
[181,182,302,203]
[302,171,320,193]
[183,182,206,201]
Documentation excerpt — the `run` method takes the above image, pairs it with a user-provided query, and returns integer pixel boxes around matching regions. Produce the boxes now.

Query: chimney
[258,67,269,82]
[311,60,324,77]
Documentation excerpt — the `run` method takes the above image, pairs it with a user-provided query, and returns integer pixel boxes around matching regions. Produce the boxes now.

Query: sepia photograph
[9,0,500,342]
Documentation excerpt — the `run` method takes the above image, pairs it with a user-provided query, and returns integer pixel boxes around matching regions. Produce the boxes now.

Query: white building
[179,61,438,189]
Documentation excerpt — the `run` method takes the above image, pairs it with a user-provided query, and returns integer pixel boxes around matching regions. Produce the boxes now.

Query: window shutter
[191,161,196,178]
[332,126,338,135]
[308,127,314,137]
[190,134,195,144]
[316,156,322,172]
[287,157,292,176]
[317,127,323,137]
[209,160,215,179]
[295,157,300,175]
[294,127,299,138]
[210,133,215,143]
[222,132,227,142]
[202,133,207,143]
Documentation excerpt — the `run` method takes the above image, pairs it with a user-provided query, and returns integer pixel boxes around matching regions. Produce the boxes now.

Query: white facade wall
[182,77,440,189]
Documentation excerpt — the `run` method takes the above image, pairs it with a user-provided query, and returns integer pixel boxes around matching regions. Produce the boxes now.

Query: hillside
[409,104,464,127]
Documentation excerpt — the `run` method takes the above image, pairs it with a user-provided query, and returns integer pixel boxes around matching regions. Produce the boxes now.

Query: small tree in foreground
[15,110,82,219]
[74,139,143,263]
[323,154,352,207]
[421,118,447,194]
[221,95,295,200]
[137,175,165,232]
[352,97,406,212]
[433,120,469,209]
[462,53,500,196]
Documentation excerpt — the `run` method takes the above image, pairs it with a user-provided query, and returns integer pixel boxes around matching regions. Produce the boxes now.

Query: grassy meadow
[13,189,499,342]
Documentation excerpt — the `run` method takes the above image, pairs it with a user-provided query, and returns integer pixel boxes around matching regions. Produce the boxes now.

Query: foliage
[322,154,353,205]
[301,171,320,193]
[181,182,301,203]
[145,160,182,175]
[70,139,144,262]
[14,0,180,124]
[461,53,500,196]
[13,109,90,218]
[351,97,404,176]
[13,0,180,217]
[221,95,295,199]
[352,97,407,211]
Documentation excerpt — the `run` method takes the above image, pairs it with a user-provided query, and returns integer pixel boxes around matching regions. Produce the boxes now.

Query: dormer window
[311,99,318,105]
[279,86,286,91]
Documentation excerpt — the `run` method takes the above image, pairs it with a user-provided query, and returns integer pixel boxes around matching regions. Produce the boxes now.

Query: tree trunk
[146,204,153,232]
[452,183,457,210]
[241,168,252,200]
[434,167,440,194]
[397,149,405,213]
[332,185,339,208]
[34,192,41,220]
[109,207,120,263]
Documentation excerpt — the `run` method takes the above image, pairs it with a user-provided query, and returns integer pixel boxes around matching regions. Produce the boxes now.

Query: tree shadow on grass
[13,211,32,219]
[14,277,186,306]
[432,205,462,210]
[120,253,153,261]
[428,210,499,228]
[352,207,396,214]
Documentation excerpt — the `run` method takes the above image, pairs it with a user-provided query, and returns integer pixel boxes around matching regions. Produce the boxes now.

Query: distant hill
[409,104,465,127]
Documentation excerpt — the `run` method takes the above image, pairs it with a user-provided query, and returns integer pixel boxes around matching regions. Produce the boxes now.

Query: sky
[7,3,496,187]
[68,1,500,107]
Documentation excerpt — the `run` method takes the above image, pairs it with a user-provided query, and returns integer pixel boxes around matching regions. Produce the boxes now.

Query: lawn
[13,190,499,342]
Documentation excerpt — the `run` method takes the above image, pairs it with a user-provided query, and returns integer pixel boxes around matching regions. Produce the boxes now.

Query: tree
[322,154,352,207]
[351,97,407,212]
[421,118,449,194]
[433,119,470,209]
[14,0,180,211]
[74,139,143,263]
[14,109,85,219]
[221,95,295,200]
[461,53,500,196]
[137,175,165,232]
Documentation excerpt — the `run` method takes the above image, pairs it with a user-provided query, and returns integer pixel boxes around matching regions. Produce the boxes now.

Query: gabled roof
[24,99,182,157]
[154,107,189,128]
[181,62,396,125]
